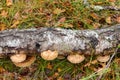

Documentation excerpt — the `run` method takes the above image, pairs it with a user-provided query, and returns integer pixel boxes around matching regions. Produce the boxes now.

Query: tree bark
[0,24,120,56]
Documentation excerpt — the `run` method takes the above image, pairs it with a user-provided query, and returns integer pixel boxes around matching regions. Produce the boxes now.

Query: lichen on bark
[0,24,119,56]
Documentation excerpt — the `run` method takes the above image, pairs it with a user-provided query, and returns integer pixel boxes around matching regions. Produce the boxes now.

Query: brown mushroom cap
[40,50,58,60]
[10,53,26,63]
[67,54,85,64]
[13,56,36,67]
[97,55,110,62]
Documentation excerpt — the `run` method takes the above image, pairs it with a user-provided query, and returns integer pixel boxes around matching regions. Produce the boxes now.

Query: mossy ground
[0,0,120,80]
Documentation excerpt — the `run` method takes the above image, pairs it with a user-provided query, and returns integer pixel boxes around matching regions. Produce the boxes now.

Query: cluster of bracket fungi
[2,49,110,67]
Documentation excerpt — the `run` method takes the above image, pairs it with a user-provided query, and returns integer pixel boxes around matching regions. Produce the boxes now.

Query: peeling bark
[0,24,120,56]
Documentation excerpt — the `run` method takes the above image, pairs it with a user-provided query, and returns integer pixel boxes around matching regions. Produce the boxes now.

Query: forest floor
[0,0,120,80]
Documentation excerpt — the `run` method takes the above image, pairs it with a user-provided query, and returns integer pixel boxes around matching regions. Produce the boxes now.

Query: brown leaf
[90,13,99,20]
[57,68,62,72]
[108,0,116,2]
[6,0,13,6]
[92,22,101,29]
[0,67,5,73]
[116,16,120,23]
[52,72,59,79]
[63,23,73,28]
[57,77,63,80]
[10,20,20,28]
[85,19,93,24]
[94,2,103,5]
[1,10,8,18]
[47,62,52,69]
[58,17,66,23]
[106,17,112,24]
[0,23,6,31]
[94,63,106,72]
[54,72,59,77]
[84,60,98,67]
[14,12,21,20]
[114,58,120,67]
[53,8,65,15]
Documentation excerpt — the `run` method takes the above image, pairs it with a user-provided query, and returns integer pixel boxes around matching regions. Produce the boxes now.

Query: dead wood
[0,24,120,56]
[92,5,120,11]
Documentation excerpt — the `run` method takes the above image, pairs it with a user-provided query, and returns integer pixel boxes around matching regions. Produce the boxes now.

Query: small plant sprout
[40,50,58,60]
[67,54,85,64]
[10,51,27,63]
[97,55,110,62]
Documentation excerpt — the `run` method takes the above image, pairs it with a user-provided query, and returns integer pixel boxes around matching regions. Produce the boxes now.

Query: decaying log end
[0,24,119,56]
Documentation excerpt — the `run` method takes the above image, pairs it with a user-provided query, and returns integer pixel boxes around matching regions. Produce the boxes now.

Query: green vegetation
[0,0,120,80]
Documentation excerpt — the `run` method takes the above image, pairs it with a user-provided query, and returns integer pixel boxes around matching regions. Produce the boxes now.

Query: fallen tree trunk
[0,24,120,56]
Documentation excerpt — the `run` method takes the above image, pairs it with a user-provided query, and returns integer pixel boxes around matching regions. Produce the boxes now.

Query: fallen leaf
[57,68,62,72]
[48,77,53,80]
[108,0,116,2]
[57,77,63,80]
[0,67,5,73]
[14,12,21,20]
[21,15,28,19]
[53,8,65,15]
[85,19,93,24]
[52,72,59,79]
[54,17,66,27]
[114,58,120,67]
[92,22,101,29]
[63,23,73,28]
[94,2,103,5]
[94,63,106,72]
[45,22,50,27]
[58,17,66,23]
[10,20,20,28]
[106,17,112,24]
[1,10,8,18]
[84,60,98,67]
[47,62,52,69]
[90,13,99,20]
[110,2,115,6]
[116,16,120,23]
[0,23,6,31]
[6,0,13,6]
[54,72,59,77]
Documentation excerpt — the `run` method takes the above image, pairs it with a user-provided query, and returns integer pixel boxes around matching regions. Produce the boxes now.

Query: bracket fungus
[40,50,58,60]
[10,51,36,67]
[13,56,36,67]
[67,54,85,64]
[97,55,110,62]
[10,52,27,63]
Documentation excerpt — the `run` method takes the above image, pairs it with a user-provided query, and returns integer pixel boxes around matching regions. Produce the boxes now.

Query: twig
[96,47,119,80]
[91,5,120,11]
